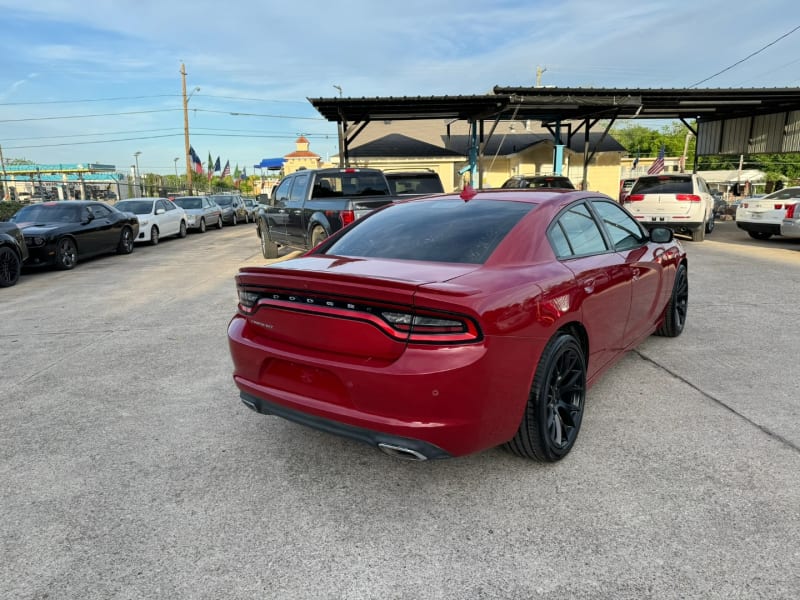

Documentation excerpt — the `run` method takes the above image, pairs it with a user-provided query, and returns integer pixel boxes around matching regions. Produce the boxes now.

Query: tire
[217,215,224,230]
[178,221,187,238]
[150,226,159,246]
[655,263,688,337]
[199,218,207,233]
[503,332,586,462]
[0,246,21,287]
[116,227,134,254]
[260,220,279,259]
[705,213,715,234]
[748,231,772,240]
[310,225,327,248]
[690,225,705,242]
[231,214,237,226]
[56,237,78,270]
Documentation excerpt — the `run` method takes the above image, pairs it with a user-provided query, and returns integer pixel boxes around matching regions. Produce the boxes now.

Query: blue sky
[1,0,799,176]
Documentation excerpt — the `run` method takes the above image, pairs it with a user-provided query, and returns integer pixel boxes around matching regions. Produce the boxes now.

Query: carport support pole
[553,120,565,177]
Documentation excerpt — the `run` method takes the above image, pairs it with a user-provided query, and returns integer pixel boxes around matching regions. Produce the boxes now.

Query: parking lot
[1,220,799,599]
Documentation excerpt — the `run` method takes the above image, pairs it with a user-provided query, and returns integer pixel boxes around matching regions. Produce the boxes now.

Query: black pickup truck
[255,167,398,258]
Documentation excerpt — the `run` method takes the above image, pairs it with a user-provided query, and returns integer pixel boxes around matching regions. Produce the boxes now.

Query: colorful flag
[647,145,665,175]
[240,167,246,179]
[233,164,241,180]
[189,146,203,174]
[207,152,214,180]
[221,160,231,178]
[214,156,221,173]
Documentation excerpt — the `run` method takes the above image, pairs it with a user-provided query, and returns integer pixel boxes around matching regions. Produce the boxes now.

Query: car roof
[416,188,594,207]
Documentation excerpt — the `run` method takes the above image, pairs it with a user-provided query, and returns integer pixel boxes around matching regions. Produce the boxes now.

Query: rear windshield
[632,176,692,194]
[322,198,535,264]
[115,200,153,214]
[213,196,233,206]
[504,177,574,189]
[386,175,444,195]
[763,187,800,201]
[311,172,390,198]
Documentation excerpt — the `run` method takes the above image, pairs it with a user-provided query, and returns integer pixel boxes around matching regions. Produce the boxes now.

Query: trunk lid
[237,256,480,361]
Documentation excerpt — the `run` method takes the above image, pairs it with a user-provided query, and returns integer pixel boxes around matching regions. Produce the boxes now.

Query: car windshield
[173,198,202,210]
[115,200,154,214]
[11,203,81,223]
[631,176,693,194]
[386,175,444,195]
[323,198,536,264]
[213,197,233,206]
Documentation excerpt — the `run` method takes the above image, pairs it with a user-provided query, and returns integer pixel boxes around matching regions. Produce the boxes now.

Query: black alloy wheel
[655,263,688,337]
[56,238,78,270]
[150,226,160,245]
[0,246,21,287]
[117,227,134,254]
[504,332,586,462]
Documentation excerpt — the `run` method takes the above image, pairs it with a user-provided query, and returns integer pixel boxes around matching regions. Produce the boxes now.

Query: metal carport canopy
[308,87,800,186]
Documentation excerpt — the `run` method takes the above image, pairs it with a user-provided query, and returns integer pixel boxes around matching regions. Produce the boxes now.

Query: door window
[548,202,608,258]
[590,199,646,251]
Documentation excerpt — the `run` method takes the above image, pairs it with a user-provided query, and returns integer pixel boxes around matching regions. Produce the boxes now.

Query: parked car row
[735,186,800,240]
[0,194,257,287]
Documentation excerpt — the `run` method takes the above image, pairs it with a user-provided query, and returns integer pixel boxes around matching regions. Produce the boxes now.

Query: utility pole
[0,145,8,200]
[181,63,193,195]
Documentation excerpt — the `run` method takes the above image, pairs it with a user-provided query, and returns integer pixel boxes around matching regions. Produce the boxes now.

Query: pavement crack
[633,349,800,455]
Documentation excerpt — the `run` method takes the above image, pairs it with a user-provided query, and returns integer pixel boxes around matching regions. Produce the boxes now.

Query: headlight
[139,219,150,226]
[186,215,196,224]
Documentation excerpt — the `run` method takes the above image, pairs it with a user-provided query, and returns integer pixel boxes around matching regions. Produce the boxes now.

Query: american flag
[647,144,666,175]
[221,160,231,178]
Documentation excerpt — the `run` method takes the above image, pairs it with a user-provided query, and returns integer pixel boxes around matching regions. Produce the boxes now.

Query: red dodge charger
[228,188,687,461]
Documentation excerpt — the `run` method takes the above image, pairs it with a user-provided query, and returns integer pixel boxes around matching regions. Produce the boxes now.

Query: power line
[0,108,182,123]
[689,25,800,87]
[193,108,326,121]
[0,94,179,106]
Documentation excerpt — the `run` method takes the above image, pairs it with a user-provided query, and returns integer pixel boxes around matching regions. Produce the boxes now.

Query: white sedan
[115,198,187,245]
[736,187,800,240]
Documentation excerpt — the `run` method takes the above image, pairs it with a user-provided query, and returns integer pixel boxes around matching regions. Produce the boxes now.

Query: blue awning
[255,158,285,170]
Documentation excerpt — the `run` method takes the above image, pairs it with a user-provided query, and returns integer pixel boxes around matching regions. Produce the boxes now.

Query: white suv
[736,186,800,240]
[625,173,714,241]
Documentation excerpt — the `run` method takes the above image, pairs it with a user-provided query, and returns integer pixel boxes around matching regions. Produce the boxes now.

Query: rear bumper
[736,220,782,235]
[780,220,800,238]
[239,391,451,460]
[227,315,535,458]
[637,217,703,231]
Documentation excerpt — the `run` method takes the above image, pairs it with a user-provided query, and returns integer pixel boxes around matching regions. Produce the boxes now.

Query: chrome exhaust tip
[377,443,428,461]
[241,397,259,412]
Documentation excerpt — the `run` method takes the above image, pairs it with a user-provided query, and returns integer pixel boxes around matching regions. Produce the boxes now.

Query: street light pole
[133,151,142,197]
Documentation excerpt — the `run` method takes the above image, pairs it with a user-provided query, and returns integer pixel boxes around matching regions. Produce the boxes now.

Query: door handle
[582,278,595,294]
[632,268,641,281]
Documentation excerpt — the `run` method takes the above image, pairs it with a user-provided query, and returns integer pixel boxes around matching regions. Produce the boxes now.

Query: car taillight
[787,203,798,219]
[774,204,784,210]
[676,194,702,202]
[341,210,355,226]
[236,286,482,344]
[627,194,644,202]
[380,310,480,344]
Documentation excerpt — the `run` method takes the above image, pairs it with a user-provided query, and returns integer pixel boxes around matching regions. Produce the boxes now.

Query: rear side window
[548,202,608,258]
[632,176,693,195]
[323,199,536,264]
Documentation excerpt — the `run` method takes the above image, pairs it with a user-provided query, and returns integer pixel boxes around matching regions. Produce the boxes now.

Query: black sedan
[10,201,140,270]
[0,221,28,287]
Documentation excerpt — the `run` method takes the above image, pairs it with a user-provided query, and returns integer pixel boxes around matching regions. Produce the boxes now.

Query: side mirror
[155,208,166,215]
[650,227,674,243]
